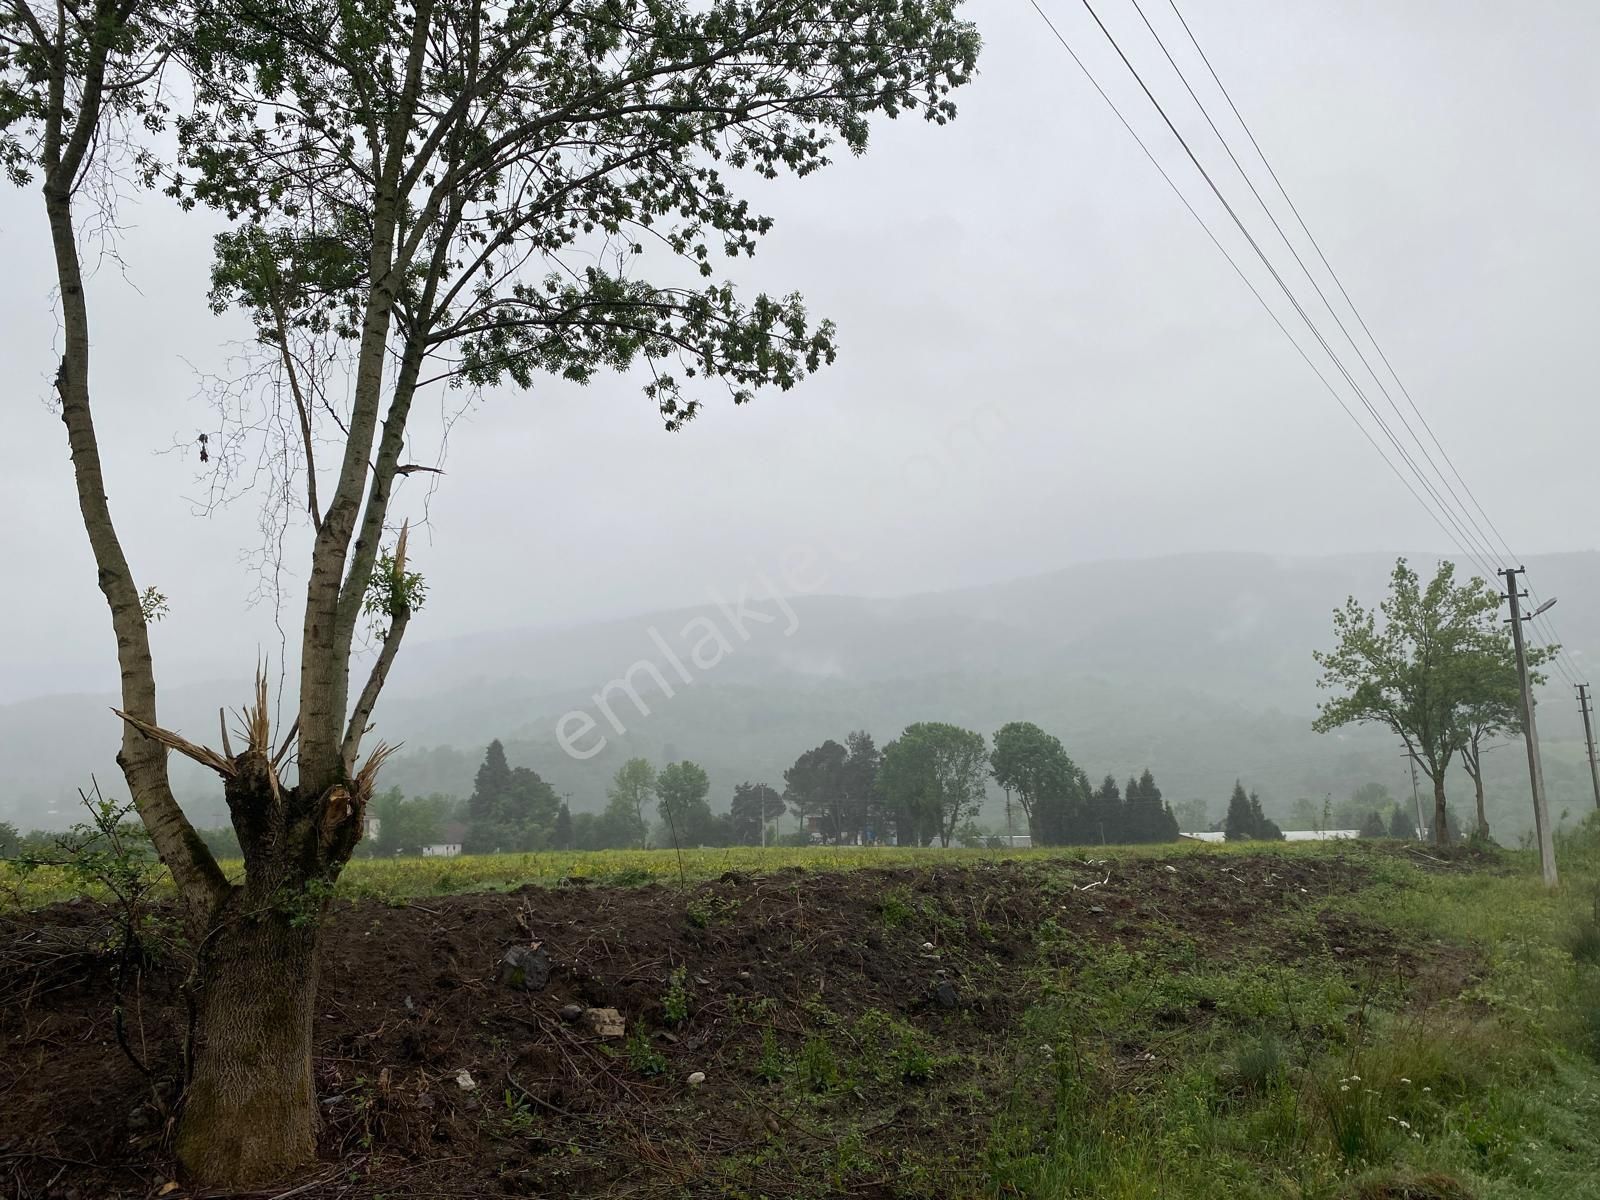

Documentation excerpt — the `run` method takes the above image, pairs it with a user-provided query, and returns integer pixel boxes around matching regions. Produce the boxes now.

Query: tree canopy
[1312,558,1542,845]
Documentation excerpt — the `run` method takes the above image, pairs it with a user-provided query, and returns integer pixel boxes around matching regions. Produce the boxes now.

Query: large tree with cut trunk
[1312,558,1537,846]
[1,0,978,1184]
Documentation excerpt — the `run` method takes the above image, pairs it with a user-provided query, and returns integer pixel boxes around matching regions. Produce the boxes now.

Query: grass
[0,835,1414,910]
[984,820,1600,1200]
[11,828,1600,1198]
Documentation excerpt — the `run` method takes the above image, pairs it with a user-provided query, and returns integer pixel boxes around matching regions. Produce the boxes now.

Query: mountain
[5,551,1598,838]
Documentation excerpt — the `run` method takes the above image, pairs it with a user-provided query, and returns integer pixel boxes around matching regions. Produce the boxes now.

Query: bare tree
[5,0,979,1184]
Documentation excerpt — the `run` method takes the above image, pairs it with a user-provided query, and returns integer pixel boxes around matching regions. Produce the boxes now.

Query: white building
[422,842,462,858]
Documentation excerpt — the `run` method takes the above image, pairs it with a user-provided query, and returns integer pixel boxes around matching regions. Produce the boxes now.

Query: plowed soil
[0,849,1476,1199]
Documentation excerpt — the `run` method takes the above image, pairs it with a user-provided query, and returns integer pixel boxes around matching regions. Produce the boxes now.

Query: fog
[4,0,1599,703]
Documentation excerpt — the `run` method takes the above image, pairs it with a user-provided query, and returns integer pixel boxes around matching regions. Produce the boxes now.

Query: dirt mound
[0,851,1427,1199]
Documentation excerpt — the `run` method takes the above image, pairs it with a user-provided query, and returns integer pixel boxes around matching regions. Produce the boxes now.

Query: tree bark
[1431,774,1450,846]
[40,15,229,920]
[176,902,320,1186]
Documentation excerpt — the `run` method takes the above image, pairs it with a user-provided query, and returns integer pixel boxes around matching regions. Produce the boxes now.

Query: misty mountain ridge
[6,551,1598,838]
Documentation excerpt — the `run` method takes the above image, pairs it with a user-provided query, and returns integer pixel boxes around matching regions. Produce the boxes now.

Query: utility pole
[1500,567,1557,886]
[1003,786,1014,847]
[1579,684,1600,811]
[1403,747,1426,841]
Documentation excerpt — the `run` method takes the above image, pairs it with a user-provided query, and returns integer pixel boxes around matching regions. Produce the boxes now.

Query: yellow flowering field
[0,838,1369,909]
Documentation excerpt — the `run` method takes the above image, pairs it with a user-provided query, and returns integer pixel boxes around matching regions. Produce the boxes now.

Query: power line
[1126,0,1510,579]
[1155,0,1510,573]
[1154,0,1585,691]
[1065,0,1506,582]
[1020,0,1495,566]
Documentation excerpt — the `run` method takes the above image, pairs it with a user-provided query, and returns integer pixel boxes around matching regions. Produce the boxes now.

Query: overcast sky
[4,0,1598,702]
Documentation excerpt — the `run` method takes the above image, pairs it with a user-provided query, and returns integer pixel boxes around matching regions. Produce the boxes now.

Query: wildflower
[1400,1077,1412,1084]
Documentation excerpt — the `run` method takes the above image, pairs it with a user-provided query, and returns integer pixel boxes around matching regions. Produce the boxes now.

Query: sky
[3,0,1599,703]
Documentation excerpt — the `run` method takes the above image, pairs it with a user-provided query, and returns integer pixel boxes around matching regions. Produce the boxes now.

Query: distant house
[363,815,381,842]
[422,821,467,858]
[1181,829,1357,844]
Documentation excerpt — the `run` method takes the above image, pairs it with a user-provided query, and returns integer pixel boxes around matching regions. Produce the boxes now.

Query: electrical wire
[1068,0,1506,583]
[1155,0,1585,691]
[1022,0,1504,575]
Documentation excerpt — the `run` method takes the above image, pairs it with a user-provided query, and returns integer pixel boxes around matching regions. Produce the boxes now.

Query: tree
[1224,782,1254,842]
[369,788,451,855]
[1121,768,1178,843]
[989,721,1077,842]
[1358,810,1387,839]
[730,782,784,846]
[1249,790,1284,842]
[842,731,881,843]
[1313,559,1513,847]
[784,739,849,841]
[0,820,18,857]
[552,803,574,852]
[6,0,979,1179]
[607,759,658,849]
[1088,775,1126,844]
[877,722,988,847]
[1171,798,1209,834]
[657,761,714,846]
[464,742,558,850]
[1388,804,1416,840]
[1455,635,1550,839]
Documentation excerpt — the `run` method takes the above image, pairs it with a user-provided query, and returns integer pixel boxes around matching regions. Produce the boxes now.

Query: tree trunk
[1432,774,1450,846]
[1471,770,1489,839]
[176,904,321,1187]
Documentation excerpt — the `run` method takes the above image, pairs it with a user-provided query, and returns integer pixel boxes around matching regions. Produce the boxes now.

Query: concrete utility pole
[1500,567,1557,887]
[1403,747,1426,841]
[1580,684,1600,811]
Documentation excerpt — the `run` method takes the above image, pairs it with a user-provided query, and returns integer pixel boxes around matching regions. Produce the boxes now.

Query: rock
[581,1006,626,1039]
[735,970,754,987]
[931,979,959,1010]
[921,941,936,951]
[558,1003,584,1023]
[1163,864,1178,874]
[686,1071,707,1087]
[455,1069,477,1091]
[498,944,551,992]
[1089,905,1107,914]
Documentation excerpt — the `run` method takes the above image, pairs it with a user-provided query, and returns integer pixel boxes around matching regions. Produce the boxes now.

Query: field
[2,841,1246,909]
[5,831,1600,1199]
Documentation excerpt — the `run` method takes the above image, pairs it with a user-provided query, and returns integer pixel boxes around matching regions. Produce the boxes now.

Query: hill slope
[5,551,1598,836]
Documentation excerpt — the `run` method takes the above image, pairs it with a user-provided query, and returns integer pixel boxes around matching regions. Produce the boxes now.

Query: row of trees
[1313,559,1550,844]
[296,737,1456,860]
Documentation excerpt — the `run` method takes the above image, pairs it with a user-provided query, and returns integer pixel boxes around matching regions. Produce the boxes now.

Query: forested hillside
[6,551,1598,836]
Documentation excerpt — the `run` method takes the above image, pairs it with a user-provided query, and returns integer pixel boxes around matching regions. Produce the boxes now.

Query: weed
[663,965,690,1026]
[880,890,914,928]
[756,1026,785,1084]
[626,1027,666,1077]
[897,1030,935,1084]
[686,894,741,928]
[798,1035,840,1092]
[1562,889,1600,967]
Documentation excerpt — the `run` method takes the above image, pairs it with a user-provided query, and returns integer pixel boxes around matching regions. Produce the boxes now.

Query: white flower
[1400,1077,1412,1084]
